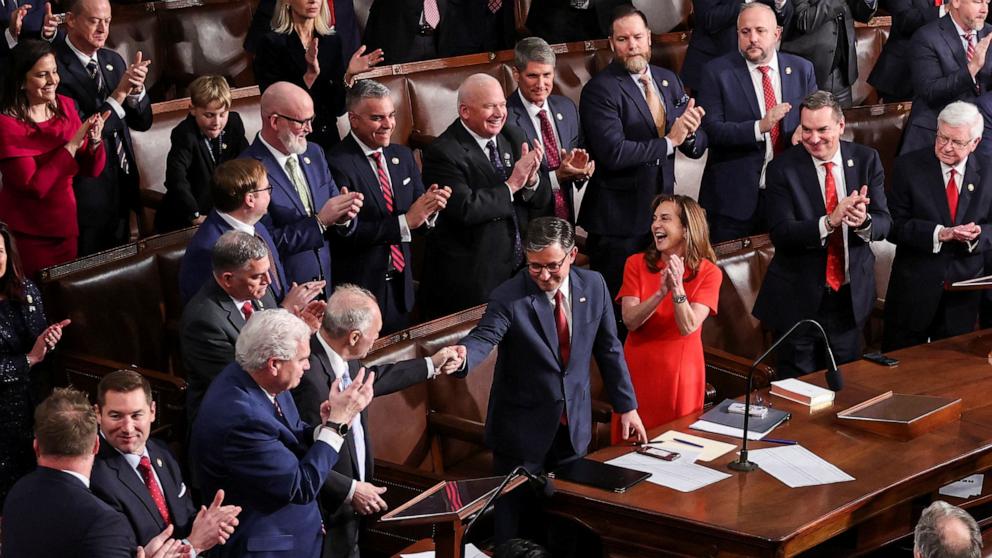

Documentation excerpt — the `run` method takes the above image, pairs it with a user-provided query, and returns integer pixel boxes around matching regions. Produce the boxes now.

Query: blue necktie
[339,369,366,480]
[486,140,523,265]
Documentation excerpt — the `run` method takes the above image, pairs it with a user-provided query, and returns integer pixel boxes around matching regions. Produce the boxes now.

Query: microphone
[728,319,842,472]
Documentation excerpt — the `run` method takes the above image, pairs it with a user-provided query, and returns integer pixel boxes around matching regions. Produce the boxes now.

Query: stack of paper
[605,451,731,492]
[690,399,791,440]
[939,474,984,499]
[651,431,737,462]
[770,378,835,406]
[747,445,854,488]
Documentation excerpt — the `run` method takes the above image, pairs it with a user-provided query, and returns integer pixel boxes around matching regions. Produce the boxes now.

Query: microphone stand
[462,466,547,542]
[728,319,842,472]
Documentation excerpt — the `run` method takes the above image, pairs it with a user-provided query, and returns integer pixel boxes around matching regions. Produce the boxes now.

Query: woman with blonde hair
[611,194,723,442]
[253,0,383,150]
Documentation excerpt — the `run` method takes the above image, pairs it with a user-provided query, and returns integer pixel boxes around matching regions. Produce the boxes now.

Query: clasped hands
[431,345,467,375]
[828,185,871,230]
[555,148,596,182]
[507,140,545,193]
[406,184,453,228]
[939,222,981,244]
[66,110,111,156]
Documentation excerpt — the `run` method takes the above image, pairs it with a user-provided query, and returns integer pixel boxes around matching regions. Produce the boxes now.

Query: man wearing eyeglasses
[242,81,366,301]
[447,216,646,545]
[883,101,992,350]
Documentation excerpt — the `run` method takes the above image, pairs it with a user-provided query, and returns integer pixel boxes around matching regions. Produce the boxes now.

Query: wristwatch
[672,293,688,304]
[324,421,350,436]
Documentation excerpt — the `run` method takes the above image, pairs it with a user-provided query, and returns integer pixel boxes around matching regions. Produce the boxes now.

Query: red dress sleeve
[616,253,645,302]
[689,259,723,315]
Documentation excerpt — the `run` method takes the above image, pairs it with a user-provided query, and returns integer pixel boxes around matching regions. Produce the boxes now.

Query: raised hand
[326,368,375,425]
[41,3,59,40]
[317,188,364,226]
[759,102,792,133]
[186,489,241,553]
[280,280,325,316]
[555,148,595,181]
[345,45,385,83]
[304,37,320,88]
[8,4,31,40]
[970,34,992,77]
[28,318,71,366]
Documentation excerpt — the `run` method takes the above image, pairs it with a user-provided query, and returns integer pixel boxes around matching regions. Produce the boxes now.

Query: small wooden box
[835,391,962,441]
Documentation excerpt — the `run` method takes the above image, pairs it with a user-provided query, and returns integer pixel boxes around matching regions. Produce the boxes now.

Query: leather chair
[842,101,912,191]
[638,0,692,33]
[106,10,168,100]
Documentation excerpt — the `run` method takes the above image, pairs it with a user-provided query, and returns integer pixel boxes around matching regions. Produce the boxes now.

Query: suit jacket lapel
[569,270,591,336]
[800,151,828,214]
[345,360,364,474]
[941,17,970,71]
[733,58,762,120]
[452,122,502,185]
[106,446,164,527]
[958,155,981,224]
[218,291,246,331]
[252,139,308,214]
[840,143,861,198]
[529,282,561,365]
[615,66,656,130]
[59,42,101,103]
[778,54,801,128]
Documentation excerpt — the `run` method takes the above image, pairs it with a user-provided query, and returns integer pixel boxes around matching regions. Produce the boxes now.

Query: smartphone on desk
[863,352,899,367]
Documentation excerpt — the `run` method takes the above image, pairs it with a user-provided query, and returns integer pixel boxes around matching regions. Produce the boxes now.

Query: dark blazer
[682,0,794,92]
[457,267,638,463]
[0,0,48,59]
[506,90,584,220]
[752,142,892,331]
[884,150,992,332]
[1,466,136,558]
[54,36,153,230]
[254,30,347,150]
[975,92,992,161]
[181,278,278,423]
[242,136,354,300]
[245,0,360,59]
[867,0,941,100]
[326,134,425,314]
[419,120,552,317]
[178,209,287,304]
[155,112,249,233]
[781,0,876,88]
[901,17,992,154]
[190,362,340,558]
[90,438,197,546]
[364,0,514,59]
[524,0,626,45]
[697,52,818,221]
[578,62,708,238]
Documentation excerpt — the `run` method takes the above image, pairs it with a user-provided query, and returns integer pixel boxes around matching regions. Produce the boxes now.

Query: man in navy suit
[753,91,891,377]
[867,0,943,102]
[579,6,708,298]
[2,388,184,557]
[55,0,153,256]
[91,369,241,554]
[191,309,374,558]
[507,37,595,224]
[900,0,992,154]
[697,2,818,243]
[327,80,452,334]
[450,217,646,543]
[884,102,992,350]
[241,81,364,300]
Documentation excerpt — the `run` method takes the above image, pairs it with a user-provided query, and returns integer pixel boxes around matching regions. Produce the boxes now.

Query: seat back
[841,102,912,191]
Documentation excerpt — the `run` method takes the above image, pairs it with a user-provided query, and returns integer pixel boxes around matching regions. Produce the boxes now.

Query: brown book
[835,391,962,440]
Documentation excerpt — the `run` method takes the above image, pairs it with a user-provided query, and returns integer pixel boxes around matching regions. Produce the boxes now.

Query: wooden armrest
[372,459,444,488]
[590,399,613,424]
[427,411,485,446]
[61,351,186,390]
[704,346,775,388]
[140,189,164,210]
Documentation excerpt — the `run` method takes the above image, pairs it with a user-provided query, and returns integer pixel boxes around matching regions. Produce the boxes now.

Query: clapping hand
[137,525,192,558]
[406,184,452,228]
[41,4,59,40]
[114,51,151,100]
[186,490,241,553]
[345,45,385,84]
[304,38,320,88]
[556,148,595,182]
[322,367,375,425]
[317,188,364,226]
[664,254,685,292]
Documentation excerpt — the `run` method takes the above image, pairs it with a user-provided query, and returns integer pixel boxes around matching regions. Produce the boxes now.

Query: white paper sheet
[939,474,984,499]
[747,445,854,488]
[689,419,770,440]
[606,452,731,492]
[651,430,738,462]
[402,543,486,558]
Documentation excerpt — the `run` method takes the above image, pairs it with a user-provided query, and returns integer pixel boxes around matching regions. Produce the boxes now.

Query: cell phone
[863,352,899,367]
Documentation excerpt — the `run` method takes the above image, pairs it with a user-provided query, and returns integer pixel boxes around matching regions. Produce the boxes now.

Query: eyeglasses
[526,253,569,274]
[275,113,315,129]
[936,134,974,149]
[250,186,273,194]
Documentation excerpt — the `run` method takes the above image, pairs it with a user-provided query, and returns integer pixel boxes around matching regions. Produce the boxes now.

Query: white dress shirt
[814,150,873,285]
[934,158,978,253]
[745,55,782,188]
[517,90,565,195]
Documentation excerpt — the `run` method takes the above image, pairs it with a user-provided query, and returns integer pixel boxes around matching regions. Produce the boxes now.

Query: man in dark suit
[780,0,875,108]
[292,284,462,558]
[883,102,992,350]
[327,80,451,334]
[449,217,646,543]
[241,81,364,300]
[752,91,892,377]
[507,37,595,224]
[190,309,374,558]
[900,0,992,154]
[524,0,628,45]
[91,369,241,554]
[578,6,707,298]
[681,0,793,93]
[2,388,184,557]
[55,0,153,256]
[867,0,943,102]
[697,2,818,243]
[419,73,550,318]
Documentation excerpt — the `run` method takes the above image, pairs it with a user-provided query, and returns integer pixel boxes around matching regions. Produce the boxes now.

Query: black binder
[699,398,791,435]
[548,458,650,494]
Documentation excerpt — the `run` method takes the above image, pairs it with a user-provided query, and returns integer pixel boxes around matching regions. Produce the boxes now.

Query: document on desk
[652,430,737,462]
[606,452,731,492]
[939,474,984,499]
[401,543,486,558]
[747,445,854,488]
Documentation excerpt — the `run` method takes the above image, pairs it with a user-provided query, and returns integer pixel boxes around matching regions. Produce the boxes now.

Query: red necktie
[823,162,844,291]
[488,0,501,13]
[423,0,440,28]
[538,110,570,220]
[935,0,941,5]
[555,290,570,424]
[242,301,254,321]
[370,152,406,272]
[327,0,336,26]
[137,456,172,526]
[965,33,976,62]
[947,168,960,223]
[758,66,783,154]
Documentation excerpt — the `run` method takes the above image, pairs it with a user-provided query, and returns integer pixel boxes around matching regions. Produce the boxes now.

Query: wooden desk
[548,330,992,557]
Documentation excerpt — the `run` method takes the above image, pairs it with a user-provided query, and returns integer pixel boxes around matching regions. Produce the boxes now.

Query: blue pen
[762,438,798,445]
[672,437,706,449]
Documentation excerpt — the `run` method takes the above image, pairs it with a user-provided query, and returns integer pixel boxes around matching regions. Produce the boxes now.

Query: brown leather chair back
[853,22,886,106]
[106,10,167,100]
[639,0,693,32]
[841,101,912,191]
[551,49,601,108]
[651,32,691,76]
[406,63,509,147]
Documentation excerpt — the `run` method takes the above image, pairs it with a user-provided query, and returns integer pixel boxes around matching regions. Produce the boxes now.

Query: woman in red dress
[611,195,722,442]
[0,40,107,277]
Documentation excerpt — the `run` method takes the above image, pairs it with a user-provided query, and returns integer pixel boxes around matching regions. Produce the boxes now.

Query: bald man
[241,81,365,300]
[420,73,552,318]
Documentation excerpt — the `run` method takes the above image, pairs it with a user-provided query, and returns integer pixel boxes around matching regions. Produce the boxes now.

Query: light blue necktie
[339,368,366,480]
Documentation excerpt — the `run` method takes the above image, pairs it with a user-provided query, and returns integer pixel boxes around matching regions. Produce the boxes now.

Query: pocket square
[402,177,412,185]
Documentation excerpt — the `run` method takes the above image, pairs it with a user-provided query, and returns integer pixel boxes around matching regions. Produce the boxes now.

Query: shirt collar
[745,53,781,76]
[61,469,91,489]
[216,211,256,235]
[951,16,974,39]
[65,37,99,66]
[351,131,383,159]
[941,157,968,180]
[258,133,296,170]
[815,148,845,171]
[316,331,349,378]
[518,89,548,116]
[543,274,571,304]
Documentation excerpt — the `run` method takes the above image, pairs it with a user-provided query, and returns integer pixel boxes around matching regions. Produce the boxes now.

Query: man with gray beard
[578,5,708,301]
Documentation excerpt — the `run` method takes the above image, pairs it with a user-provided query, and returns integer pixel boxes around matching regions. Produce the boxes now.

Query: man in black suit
[91,369,241,554]
[420,73,550,318]
[55,0,153,256]
[2,388,183,557]
[752,91,891,377]
[780,0,876,107]
[524,0,627,45]
[507,37,594,224]
[883,102,992,351]
[292,284,462,558]
[866,0,942,102]
[327,80,452,334]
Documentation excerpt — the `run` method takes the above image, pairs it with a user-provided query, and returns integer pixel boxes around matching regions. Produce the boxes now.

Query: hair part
[189,75,233,109]
[801,90,844,122]
[271,0,332,35]
[322,284,378,338]
[96,369,152,407]
[211,231,269,274]
[524,217,576,253]
[513,37,557,71]
[34,388,98,457]
[644,194,716,275]
[914,500,982,558]
[938,101,983,140]
[346,79,391,111]
[235,309,311,372]
[212,159,268,212]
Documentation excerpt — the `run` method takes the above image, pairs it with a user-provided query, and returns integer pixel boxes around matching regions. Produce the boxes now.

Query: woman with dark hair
[0,222,71,505]
[0,39,107,277]
[253,0,382,150]
[611,195,723,442]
